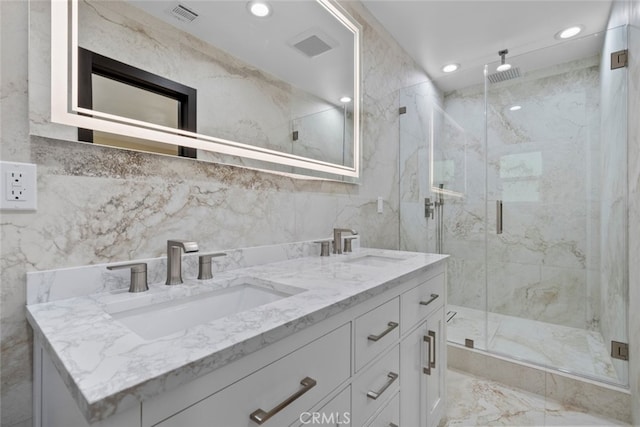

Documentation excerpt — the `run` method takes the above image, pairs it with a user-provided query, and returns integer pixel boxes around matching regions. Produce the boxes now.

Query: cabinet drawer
[365,392,399,427]
[400,273,444,333]
[352,346,399,427]
[155,323,350,427]
[290,386,351,427]
[355,298,400,371]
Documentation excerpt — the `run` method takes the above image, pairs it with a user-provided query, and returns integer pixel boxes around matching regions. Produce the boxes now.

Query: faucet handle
[197,252,226,280]
[107,262,148,293]
[344,236,358,253]
[314,240,333,257]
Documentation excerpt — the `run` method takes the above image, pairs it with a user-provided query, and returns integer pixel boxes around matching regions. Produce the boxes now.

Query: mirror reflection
[33,0,360,180]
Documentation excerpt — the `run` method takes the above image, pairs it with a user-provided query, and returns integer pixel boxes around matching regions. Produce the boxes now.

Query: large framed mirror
[31,0,361,181]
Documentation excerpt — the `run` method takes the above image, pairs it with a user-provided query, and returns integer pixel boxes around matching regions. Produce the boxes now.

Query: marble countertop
[26,248,447,422]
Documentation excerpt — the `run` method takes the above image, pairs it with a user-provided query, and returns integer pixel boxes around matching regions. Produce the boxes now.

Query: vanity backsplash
[26,238,360,305]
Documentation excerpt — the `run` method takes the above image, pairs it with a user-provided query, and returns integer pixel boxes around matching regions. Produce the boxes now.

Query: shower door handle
[496,200,503,234]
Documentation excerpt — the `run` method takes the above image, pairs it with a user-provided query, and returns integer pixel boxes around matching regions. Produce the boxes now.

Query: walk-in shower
[399,24,629,387]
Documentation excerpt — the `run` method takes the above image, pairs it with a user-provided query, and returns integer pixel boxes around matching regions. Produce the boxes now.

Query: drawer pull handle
[249,376,317,424]
[367,321,399,342]
[429,330,436,368]
[419,293,439,306]
[423,335,432,375]
[389,424,399,427]
[366,372,398,400]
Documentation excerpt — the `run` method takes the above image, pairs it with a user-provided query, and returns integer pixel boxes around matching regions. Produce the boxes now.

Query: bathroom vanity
[27,242,447,427]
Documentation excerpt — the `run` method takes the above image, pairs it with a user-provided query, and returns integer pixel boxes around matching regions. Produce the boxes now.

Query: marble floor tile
[447,305,620,384]
[445,369,627,426]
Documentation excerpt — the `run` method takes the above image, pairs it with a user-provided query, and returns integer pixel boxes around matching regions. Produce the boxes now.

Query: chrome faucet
[333,228,358,254]
[166,240,199,285]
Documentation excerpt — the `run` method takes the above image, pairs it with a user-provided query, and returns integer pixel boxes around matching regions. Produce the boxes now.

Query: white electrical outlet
[1,161,37,210]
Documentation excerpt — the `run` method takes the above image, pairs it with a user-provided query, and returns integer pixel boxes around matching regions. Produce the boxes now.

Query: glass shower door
[483,26,629,386]
[399,24,629,387]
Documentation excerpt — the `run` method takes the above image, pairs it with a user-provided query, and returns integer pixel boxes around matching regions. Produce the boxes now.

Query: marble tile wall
[438,58,601,329]
[0,1,430,425]
[598,24,630,385]
[627,0,640,423]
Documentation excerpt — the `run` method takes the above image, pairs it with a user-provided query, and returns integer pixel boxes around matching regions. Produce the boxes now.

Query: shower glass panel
[483,27,628,386]
[399,78,490,350]
[399,25,629,387]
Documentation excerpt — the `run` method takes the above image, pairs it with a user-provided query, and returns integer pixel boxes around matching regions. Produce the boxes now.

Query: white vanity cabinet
[33,259,447,427]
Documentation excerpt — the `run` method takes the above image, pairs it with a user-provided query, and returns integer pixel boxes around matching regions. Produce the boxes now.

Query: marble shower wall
[440,58,601,330]
[627,0,640,422]
[598,24,629,385]
[0,1,431,425]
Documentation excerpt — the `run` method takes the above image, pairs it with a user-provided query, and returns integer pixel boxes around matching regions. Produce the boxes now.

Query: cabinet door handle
[429,330,436,369]
[366,372,398,400]
[367,321,399,342]
[249,376,316,424]
[419,293,439,306]
[423,335,432,375]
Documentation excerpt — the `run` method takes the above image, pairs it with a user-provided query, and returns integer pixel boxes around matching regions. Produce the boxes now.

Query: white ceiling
[362,0,614,92]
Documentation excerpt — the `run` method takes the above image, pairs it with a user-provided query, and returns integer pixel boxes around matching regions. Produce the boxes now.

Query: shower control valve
[424,198,435,220]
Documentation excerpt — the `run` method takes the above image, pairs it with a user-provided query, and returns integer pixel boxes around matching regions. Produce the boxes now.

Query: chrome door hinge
[611,50,628,69]
[611,341,628,361]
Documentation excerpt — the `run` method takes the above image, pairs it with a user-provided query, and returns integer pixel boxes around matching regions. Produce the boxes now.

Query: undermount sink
[106,278,303,340]
[342,255,409,267]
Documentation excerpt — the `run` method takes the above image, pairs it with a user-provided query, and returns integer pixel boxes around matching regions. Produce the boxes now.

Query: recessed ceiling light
[556,25,583,39]
[247,0,271,17]
[509,105,522,111]
[442,64,459,73]
[340,96,352,103]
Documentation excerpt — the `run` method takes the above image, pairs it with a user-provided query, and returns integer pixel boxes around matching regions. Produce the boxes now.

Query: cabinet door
[399,306,445,427]
[425,306,445,427]
[399,321,427,427]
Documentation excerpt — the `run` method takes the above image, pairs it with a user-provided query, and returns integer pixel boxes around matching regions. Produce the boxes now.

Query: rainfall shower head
[487,67,521,83]
[487,48,521,83]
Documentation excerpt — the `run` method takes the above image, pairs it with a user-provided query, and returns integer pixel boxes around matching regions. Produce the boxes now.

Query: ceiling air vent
[293,35,333,58]
[168,4,199,23]
[289,28,338,59]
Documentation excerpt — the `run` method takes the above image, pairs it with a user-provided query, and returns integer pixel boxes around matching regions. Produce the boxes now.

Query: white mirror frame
[50,0,361,179]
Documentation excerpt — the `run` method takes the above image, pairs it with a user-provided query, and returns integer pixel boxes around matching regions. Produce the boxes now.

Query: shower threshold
[447,304,622,385]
